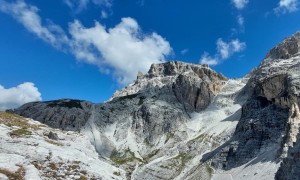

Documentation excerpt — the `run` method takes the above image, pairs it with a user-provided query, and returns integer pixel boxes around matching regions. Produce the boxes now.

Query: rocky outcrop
[111,61,227,112]
[207,32,300,177]
[266,31,300,60]
[12,99,93,131]
[275,103,300,179]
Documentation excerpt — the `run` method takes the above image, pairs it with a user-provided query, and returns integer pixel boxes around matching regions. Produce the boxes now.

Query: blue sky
[0,0,300,109]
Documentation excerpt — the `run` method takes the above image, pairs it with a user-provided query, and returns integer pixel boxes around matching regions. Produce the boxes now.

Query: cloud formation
[231,0,248,33]
[0,0,172,85]
[200,38,246,65]
[181,49,189,55]
[199,53,218,66]
[69,17,172,84]
[232,0,249,10]
[237,15,244,26]
[64,0,112,12]
[0,82,42,110]
[274,0,298,14]
[0,0,68,49]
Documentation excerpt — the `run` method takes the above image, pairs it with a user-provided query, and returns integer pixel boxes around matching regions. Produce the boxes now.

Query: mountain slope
[0,112,125,180]
[7,31,300,179]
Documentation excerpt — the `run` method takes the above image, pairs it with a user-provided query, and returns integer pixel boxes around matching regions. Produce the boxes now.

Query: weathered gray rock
[266,31,300,60]
[47,131,59,140]
[12,99,93,131]
[111,61,227,112]
[205,32,300,178]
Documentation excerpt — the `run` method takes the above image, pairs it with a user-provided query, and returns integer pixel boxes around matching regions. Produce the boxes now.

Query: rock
[47,131,59,140]
[110,61,227,112]
[137,71,144,80]
[13,99,93,131]
[207,32,300,176]
[266,31,300,60]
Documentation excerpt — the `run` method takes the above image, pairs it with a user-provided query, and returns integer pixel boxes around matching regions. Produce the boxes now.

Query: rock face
[266,31,300,60]
[10,31,300,180]
[12,99,93,131]
[111,61,227,112]
[205,31,300,179]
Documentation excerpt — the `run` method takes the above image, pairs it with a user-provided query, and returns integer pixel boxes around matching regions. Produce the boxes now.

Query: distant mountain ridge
[9,31,300,179]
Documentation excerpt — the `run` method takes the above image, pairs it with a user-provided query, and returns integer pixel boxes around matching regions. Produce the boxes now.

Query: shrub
[9,128,32,137]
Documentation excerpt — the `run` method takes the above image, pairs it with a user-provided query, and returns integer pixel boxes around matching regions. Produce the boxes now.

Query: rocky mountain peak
[110,61,227,101]
[147,61,209,78]
[266,31,300,60]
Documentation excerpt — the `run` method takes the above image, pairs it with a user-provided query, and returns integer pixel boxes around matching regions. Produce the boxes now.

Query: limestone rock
[266,31,300,60]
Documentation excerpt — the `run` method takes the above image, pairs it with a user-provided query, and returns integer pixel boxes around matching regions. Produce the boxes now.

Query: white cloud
[231,39,246,52]
[0,0,172,86]
[0,82,42,111]
[274,0,298,14]
[237,15,244,26]
[0,0,69,49]
[181,49,189,55]
[200,53,218,65]
[64,0,112,12]
[69,17,172,85]
[232,0,249,10]
[200,38,246,65]
[217,39,231,59]
[101,10,108,19]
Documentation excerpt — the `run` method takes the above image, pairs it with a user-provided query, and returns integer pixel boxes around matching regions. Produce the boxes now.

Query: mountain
[2,31,300,180]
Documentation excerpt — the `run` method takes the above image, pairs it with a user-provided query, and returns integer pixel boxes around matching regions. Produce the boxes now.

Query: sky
[0,0,300,110]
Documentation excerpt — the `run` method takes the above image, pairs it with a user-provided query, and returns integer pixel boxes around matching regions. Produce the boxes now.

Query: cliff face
[266,31,300,60]
[12,99,93,131]
[10,31,300,180]
[111,61,227,112]
[207,31,300,179]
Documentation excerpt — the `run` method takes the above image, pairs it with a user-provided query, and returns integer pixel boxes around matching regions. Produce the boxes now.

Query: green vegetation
[113,171,121,176]
[32,161,42,170]
[158,152,193,172]
[205,163,214,177]
[0,166,25,180]
[68,163,80,171]
[79,175,88,180]
[171,153,193,173]
[9,128,32,137]
[0,112,42,130]
[46,99,83,109]
[165,132,175,143]
[143,149,160,163]
[46,139,63,146]
[174,153,193,162]
[187,133,206,144]
[49,162,58,170]
[110,148,143,165]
